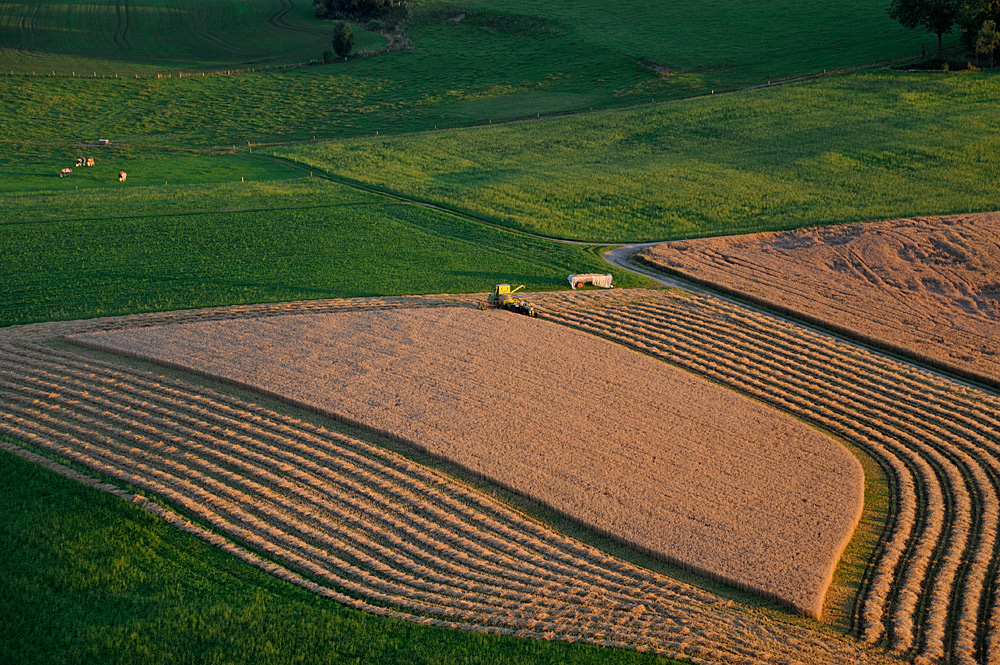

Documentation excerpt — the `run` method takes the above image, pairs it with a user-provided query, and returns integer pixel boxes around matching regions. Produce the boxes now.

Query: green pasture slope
[283,71,1000,242]
[1,0,946,144]
[0,151,644,327]
[0,0,385,74]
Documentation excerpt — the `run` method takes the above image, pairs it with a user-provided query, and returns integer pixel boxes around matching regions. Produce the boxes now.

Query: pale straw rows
[0,296,887,665]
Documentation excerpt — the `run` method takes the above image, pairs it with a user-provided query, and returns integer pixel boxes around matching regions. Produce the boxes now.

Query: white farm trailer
[568,273,614,289]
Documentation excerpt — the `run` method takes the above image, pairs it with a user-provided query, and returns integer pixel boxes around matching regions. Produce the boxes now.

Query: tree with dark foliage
[315,0,396,17]
[957,0,1000,51]
[333,21,354,58]
[889,0,959,59]
[977,19,1000,65]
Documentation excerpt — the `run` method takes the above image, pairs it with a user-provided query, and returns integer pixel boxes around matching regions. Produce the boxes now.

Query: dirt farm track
[2,289,1000,665]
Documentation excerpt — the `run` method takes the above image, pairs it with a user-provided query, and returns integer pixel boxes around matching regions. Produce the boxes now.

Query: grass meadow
[1,0,946,146]
[0,147,301,194]
[0,155,646,327]
[0,0,384,74]
[281,71,1000,241]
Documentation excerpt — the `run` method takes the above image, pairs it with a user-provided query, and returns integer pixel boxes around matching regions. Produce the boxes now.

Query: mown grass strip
[280,71,1000,242]
[0,171,648,328]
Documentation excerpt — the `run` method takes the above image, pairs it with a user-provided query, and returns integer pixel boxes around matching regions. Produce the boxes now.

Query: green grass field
[1,0,951,146]
[0,0,384,74]
[280,70,1000,242]
[0,147,300,194]
[2,0,936,79]
[0,151,647,327]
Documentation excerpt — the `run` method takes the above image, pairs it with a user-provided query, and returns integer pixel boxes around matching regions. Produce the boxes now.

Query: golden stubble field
[640,212,1000,387]
[76,305,864,618]
[5,288,1000,664]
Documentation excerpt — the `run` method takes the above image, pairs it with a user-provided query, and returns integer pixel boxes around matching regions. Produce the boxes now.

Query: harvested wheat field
[4,289,1000,664]
[640,212,1000,387]
[72,305,862,619]
[538,288,1000,665]
[0,295,891,665]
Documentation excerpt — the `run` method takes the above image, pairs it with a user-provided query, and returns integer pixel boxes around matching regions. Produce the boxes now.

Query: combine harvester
[479,284,536,317]
[568,273,613,289]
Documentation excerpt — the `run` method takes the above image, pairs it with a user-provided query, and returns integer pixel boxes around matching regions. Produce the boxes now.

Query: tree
[956,0,1000,50]
[889,0,960,59]
[340,0,393,14]
[977,19,1000,65]
[333,21,354,59]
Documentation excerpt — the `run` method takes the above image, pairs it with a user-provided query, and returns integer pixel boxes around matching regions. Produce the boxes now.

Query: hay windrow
[536,289,1000,665]
[5,288,1000,664]
[0,336,881,665]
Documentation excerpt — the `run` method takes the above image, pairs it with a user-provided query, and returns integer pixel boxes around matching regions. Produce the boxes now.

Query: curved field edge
[1,325,885,665]
[0,441,685,665]
[57,296,882,627]
[8,293,894,626]
[9,289,996,662]
[825,440,894,633]
[70,306,865,618]
[634,253,1000,393]
[49,337,840,621]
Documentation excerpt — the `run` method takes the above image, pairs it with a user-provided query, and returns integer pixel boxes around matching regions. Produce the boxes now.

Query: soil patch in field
[641,213,1000,386]
[75,306,864,618]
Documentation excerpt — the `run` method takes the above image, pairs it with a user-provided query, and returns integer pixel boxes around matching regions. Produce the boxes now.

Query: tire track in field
[28,0,43,52]
[267,0,330,38]
[185,0,241,55]
[112,0,123,49]
[629,217,1000,390]
[267,0,294,29]
[17,3,29,52]
[18,0,44,53]
[121,0,131,49]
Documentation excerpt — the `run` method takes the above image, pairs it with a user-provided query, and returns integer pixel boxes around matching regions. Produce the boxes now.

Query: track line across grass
[279,71,1000,243]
